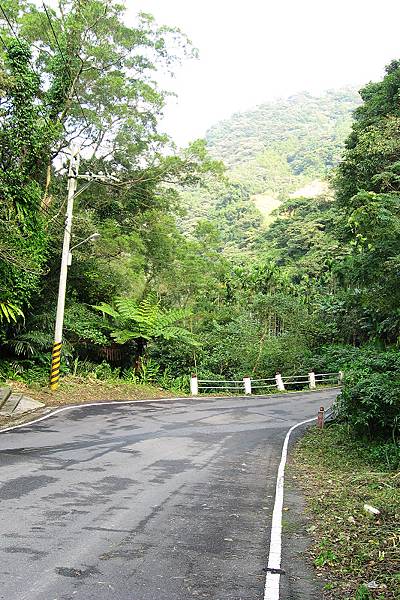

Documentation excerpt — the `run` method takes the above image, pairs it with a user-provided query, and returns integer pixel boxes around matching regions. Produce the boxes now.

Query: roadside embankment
[290,424,400,599]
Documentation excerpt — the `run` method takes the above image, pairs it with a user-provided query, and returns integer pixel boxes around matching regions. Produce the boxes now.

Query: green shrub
[122,368,139,384]
[72,358,120,381]
[312,345,400,375]
[64,303,110,346]
[147,338,197,377]
[156,368,189,393]
[136,358,160,384]
[337,372,400,440]
[364,440,400,471]
[355,584,373,600]
[256,332,312,377]
[0,359,50,385]
[168,375,190,393]
[0,359,24,382]
[89,361,121,381]
[311,344,363,373]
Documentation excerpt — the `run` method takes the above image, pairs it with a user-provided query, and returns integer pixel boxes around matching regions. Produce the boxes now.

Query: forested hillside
[180,89,361,255]
[206,89,360,172]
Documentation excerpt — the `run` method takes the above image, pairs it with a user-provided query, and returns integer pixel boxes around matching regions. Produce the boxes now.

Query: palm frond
[6,331,52,357]
[0,301,24,324]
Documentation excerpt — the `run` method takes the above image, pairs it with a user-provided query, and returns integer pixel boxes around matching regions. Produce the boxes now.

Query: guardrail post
[275,372,285,391]
[190,374,198,396]
[317,406,325,429]
[243,376,252,395]
[338,370,344,384]
[308,371,316,389]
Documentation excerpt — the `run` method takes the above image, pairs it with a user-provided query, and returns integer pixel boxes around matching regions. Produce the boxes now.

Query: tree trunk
[134,338,147,373]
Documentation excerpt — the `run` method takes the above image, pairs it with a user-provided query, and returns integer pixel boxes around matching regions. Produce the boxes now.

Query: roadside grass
[10,376,176,406]
[291,424,400,600]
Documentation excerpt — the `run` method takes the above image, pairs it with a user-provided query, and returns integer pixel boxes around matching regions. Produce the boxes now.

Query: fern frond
[114,298,139,321]
[136,297,159,329]
[157,308,192,329]
[94,295,196,349]
[156,325,200,346]
[92,303,120,320]
[111,329,151,344]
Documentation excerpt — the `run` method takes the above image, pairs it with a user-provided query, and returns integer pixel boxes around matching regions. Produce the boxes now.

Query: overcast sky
[130,1,400,146]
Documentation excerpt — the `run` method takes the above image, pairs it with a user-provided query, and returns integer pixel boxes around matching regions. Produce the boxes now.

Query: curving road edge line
[263,410,331,600]
[0,397,192,433]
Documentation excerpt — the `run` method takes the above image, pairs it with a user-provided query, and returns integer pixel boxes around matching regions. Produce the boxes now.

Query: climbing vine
[0,40,55,312]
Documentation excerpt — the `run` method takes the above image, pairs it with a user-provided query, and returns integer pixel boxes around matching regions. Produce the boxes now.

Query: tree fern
[114,298,140,321]
[111,329,152,344]
[156,307,192,329]
[92,302,121,321]
[93,295,199,368]
[158,325,200,346]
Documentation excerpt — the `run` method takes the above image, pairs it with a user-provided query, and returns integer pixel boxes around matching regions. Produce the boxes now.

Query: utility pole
[49,147,80,391]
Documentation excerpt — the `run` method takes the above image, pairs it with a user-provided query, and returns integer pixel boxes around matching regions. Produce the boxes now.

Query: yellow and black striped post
[50,342,62,390]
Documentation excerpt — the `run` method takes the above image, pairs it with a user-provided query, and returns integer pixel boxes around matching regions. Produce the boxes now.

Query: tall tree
[335,60,400,343]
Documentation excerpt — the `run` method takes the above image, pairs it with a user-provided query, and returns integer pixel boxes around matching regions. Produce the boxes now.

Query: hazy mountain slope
[205,88,361,171]
[180,88,361,256]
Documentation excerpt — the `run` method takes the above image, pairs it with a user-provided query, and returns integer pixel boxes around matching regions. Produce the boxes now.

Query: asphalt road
[0,390,338,600]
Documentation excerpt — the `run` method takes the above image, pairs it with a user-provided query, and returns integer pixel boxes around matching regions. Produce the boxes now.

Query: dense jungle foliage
[0,0,399,445]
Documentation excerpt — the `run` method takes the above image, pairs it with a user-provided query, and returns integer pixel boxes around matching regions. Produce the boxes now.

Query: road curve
[0,390,338,600]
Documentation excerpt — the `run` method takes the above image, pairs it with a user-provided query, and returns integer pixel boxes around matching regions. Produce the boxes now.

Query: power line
[1,5,175,193]
[0,11,166,223]
[0,30,9,51]
[0,4,22,43]
[0,2,67,136]
[0,2,94,241]
[41,2,91,132]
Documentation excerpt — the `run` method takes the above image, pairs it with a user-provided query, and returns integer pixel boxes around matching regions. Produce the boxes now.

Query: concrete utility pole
[49,150,118,390]
[49,147,80,391]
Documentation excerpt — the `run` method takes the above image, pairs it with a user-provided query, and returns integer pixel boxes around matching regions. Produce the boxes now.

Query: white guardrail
[190,371,343,395]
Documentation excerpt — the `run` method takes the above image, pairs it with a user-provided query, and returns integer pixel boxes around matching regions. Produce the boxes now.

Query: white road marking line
[0,396,193,433]
[263,409,332,600]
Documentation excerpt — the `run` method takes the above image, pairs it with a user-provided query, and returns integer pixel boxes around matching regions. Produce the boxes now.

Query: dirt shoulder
[11,376,177,406]
[281,446,325,599]
[290,424,400,600]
